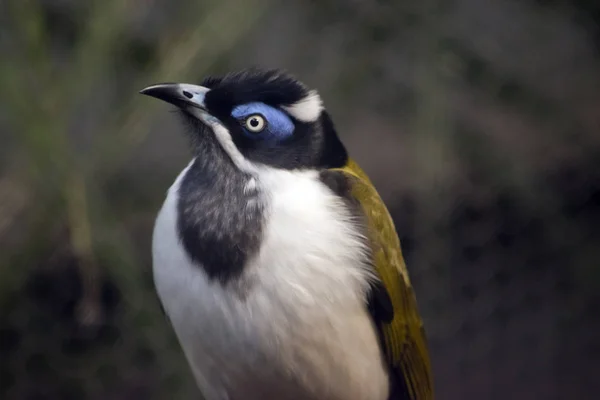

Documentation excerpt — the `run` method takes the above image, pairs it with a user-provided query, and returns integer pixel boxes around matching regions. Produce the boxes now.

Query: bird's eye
[244,114,266,133]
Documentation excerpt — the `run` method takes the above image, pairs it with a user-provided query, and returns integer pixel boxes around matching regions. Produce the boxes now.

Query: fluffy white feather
[152,162,389,400]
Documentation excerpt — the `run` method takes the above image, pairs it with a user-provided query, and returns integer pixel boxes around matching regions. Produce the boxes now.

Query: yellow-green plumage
[332,159,434,400]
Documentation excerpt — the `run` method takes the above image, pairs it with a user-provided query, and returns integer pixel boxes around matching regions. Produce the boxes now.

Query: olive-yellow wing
[330,158,434,400]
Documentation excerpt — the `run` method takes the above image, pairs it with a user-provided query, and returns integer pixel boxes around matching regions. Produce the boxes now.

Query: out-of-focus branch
[65,170,103,328]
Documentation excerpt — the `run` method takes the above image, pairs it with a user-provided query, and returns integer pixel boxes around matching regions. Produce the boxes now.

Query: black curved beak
[140,83,209,111]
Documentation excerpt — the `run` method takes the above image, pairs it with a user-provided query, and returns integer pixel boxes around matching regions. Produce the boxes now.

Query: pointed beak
[139,83,210,111]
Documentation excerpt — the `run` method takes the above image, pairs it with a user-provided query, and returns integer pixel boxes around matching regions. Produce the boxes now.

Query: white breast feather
[152,161,389,400]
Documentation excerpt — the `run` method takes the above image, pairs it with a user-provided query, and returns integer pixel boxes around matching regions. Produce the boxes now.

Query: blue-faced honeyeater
[141,68,434,400]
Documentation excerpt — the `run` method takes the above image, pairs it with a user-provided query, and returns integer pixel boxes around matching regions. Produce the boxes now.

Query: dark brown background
[1,0,599,399]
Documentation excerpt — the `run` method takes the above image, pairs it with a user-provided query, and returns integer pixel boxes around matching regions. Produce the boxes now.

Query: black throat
[176,130,265,284]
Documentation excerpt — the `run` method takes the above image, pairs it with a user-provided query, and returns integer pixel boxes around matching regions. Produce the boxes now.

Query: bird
[141,68,434,400]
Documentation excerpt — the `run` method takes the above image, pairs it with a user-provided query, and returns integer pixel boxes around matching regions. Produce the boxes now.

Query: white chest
[152,164,389,400]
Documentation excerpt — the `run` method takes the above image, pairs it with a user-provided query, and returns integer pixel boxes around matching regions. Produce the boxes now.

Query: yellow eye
[244,114,266,132]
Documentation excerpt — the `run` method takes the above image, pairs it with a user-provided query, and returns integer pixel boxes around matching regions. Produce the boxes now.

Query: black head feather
[202,68,310,115]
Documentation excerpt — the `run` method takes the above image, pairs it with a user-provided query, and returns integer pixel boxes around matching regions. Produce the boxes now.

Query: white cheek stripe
[282,90,323,123]
[188,107,261,175]
[210,121,261,175]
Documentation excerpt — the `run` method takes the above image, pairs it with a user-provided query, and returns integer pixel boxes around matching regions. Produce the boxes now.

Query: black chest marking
[176,142,265,283]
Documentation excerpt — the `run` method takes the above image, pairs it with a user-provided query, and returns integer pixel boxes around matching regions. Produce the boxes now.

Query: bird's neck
[176,141,265,283]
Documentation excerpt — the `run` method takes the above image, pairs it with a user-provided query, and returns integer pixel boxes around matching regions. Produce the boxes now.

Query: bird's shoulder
[324,158,434,400]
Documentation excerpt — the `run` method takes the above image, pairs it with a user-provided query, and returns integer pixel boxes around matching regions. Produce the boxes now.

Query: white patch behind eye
[282,90,323,123]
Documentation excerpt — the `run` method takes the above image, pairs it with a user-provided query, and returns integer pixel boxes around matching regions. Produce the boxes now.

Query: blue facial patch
[231,102,294,140]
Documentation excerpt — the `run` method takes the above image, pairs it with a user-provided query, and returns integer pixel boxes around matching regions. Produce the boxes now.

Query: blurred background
[1,0,599,399]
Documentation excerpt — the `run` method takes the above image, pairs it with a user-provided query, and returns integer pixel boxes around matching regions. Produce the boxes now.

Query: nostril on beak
[183,90,194,99]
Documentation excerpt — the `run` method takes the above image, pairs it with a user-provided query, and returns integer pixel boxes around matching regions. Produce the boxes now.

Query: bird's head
[140,68,348,173]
